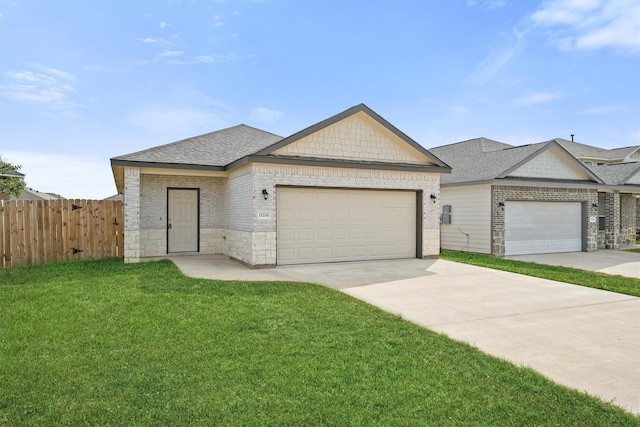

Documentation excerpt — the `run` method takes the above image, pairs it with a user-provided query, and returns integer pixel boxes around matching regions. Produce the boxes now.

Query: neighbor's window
[584,161,593,166]
[598,193,606,230]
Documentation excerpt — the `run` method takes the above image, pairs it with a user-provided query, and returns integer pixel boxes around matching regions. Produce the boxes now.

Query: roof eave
[110,158,226,171]
[228,155,451,174]
[441,177,612,189]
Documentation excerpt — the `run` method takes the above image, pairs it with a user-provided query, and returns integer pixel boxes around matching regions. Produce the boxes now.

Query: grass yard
[1,259,638,426]
[441,251,640,297]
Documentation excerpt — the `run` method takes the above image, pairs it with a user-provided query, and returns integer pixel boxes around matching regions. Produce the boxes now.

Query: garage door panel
[334,228,351,240]
[278,229,295,241]
[277,188,416,265]
[505,201,582,256]
[316,209,332,222]
[297,228,314,241]
[297,209,314,222]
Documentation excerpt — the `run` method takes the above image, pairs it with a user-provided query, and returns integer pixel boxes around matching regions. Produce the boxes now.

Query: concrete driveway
[507,249,640,279]
[171,254,640,414]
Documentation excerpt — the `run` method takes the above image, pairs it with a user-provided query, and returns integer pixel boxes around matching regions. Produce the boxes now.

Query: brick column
[605,191,620,249]
[123,168,141,263]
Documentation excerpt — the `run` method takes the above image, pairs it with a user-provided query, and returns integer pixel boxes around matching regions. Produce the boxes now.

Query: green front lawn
[441,251,640,297]
[1,259,637,426]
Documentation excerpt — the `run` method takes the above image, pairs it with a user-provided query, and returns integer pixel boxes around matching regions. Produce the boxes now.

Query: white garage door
[277,188,416,265]
[505,201,582,256]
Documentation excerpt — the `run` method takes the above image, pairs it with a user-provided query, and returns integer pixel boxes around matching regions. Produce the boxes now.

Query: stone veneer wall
[491,185,598,257]
[604,191,621,249]
[620,193,637,245]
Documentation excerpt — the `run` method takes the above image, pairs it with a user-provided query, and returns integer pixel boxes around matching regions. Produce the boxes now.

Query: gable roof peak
[430,137,513,153]
[254,103,450,169]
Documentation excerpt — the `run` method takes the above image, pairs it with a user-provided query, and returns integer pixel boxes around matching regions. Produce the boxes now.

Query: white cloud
[468,27,525,84]
[159,50,184,57]
[451,104,470,114]
[127,106,235,134]
[167,54,238,65]
[515,91,561,105]
[531,0,640,55]
[579,105,623,115]
[137,37,170,45]
[251,107,283,123]
[3,151,116,199]
[1,65,77,108]
[159,21,169,28]
[467,0,507,9]
[214,15,224,26]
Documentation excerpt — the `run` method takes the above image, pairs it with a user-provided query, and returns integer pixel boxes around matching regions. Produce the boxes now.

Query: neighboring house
[430,138,640,256]
[0,170,26,201]
[10,188,66,201]
[104,194,123,202]
[110,104,451,267]
[556,139,640,165]
[1,170,64,201]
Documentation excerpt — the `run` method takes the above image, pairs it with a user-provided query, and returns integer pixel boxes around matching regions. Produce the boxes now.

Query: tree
[0,156,27,199]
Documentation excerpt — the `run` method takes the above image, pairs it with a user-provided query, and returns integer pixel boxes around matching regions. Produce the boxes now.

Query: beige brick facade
[123,168,141,262]
[118,105,449,266]
[122,163,441,266]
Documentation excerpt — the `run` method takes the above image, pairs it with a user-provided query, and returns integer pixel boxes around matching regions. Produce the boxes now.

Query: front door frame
[166,187,200,253]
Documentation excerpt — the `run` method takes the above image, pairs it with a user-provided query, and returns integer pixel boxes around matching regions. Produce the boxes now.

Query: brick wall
[123,163,443,267]
[246,163,441,266]
[140,174,225,229]
[491,185,598,256]
[133,174,226,257]
[123,168,140,262]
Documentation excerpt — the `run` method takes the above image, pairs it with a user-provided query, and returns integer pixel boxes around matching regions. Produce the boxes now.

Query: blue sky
[1,0,639,199]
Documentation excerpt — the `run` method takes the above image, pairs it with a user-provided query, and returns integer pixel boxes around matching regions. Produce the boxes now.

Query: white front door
[168,189,199,253]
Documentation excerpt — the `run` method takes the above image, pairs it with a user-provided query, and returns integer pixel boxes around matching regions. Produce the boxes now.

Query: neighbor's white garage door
[505,201,582,256]
[277,188,416,265]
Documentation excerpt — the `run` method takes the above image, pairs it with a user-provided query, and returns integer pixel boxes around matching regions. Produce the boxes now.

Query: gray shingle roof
[430,138,547,184]
[555,138,640,161]
[111,124,283,167]
[588,162,640,185]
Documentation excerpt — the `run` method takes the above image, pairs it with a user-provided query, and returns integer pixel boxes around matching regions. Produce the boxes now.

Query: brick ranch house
[110,104,451,267]
[430,138,640,256]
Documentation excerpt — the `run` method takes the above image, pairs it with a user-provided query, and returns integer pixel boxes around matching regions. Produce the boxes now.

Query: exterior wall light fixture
[262,189,269,200]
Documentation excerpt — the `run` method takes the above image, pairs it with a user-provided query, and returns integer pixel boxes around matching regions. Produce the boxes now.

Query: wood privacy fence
[0,199,123,268]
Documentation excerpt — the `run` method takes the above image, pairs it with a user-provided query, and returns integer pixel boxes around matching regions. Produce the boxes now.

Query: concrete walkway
[170,255,640,414]
[507,248,640,279]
